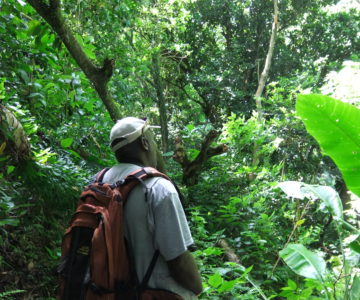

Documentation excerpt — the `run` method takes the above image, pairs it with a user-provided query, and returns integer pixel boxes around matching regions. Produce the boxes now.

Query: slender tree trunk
[250,0,279,180]
[26,0,122,121]
[254,0,279,120]
[151,53,169,152]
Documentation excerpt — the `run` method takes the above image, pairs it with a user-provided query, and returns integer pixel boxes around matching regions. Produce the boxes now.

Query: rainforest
[1,0,360,299]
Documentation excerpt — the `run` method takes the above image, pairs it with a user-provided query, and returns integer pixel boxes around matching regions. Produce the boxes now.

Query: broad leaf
[349,235,360,254]
[296,94,360,197]
[303,185,343,220]
[278,181,343,219]
[279,244,326,281]
[351,275,360,300]
[208,272,223,288]
[277,181,306,199]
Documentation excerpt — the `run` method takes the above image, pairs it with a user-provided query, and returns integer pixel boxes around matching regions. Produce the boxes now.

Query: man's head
[110,117,159,167]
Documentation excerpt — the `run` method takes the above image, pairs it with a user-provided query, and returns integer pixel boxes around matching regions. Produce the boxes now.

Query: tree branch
[173,130,228,186]
[26,0,122,121]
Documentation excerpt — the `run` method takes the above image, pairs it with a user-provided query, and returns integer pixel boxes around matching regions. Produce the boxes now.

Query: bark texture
[250,0,279,181]
[254,0,279,119]
[217,239,241,264]
[0,105,31,162]
[173,130,228,186]
[26,0,122,121]
[151,54,169,152]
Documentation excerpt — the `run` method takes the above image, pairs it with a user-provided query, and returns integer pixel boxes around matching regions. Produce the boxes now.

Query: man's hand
[167,250,203,295]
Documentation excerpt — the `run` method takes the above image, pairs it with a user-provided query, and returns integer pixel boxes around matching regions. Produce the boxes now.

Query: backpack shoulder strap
[95,167,110,183]
[119,167,169,203]
[125,167,186,206]
[125,167,170,182]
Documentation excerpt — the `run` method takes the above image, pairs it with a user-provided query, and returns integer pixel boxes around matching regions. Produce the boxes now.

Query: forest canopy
[1,0,360,299]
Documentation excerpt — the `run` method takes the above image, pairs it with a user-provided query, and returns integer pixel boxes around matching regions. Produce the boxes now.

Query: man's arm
[167,250,203,295]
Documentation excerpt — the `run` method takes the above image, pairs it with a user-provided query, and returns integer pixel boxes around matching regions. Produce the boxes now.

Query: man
[102,117,202,299]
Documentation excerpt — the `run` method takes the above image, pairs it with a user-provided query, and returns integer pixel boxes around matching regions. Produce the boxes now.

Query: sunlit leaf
[351,275,360,300]
[208,272,223,288]
[218,279,237,292]
[280,244,326,281]
[303,185,343,220]
[296,219,305,226]
[278,181,343,219]
[277,181,306,199]
[349,235,360,254]
[297,94,360,197]
[60,138,73,148]
[287,279,297,290]
[203,247,223,256]
[7,165,15,174]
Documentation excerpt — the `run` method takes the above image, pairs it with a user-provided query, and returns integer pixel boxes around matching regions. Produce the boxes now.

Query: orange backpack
[57,167,182,300]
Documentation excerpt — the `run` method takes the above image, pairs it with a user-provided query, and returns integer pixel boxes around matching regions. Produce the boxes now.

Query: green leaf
[186,124,195,131]
[351,275,360,300]
[203,247,223,256]
[218,279,237,292]
[208,272,223,288]
[277,181,307,199]
[60,138,73,148]
[18,69,29,84]
[349,235,360,254]
[83,47,96,60]
[296,219,305,226]
[300,287,313,298]
[0,142,6,155]
[278,181,343,220]
[7,165,15,174]
[296,94,360,197]
[279,244,326,281]
[287,279,297,290]
[303,184,343,220]
[0,218,19,227]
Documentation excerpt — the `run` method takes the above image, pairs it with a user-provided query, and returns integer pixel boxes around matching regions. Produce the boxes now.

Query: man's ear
[140,135,150,151]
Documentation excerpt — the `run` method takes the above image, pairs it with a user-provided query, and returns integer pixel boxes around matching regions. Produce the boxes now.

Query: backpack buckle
[114,179,125,188]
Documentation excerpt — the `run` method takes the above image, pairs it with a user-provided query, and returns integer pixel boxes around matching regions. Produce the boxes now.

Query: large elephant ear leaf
[296,94,360,197]
[279,244,326,281]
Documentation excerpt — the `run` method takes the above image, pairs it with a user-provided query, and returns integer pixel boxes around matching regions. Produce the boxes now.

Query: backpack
[57,167,184,300]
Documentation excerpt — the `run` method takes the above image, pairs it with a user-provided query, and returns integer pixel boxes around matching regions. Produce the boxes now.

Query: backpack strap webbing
[125,167,170,182]
[121,167,169,294]
[95,167,110,183]
[138,250,160,292]
[119,167,170,203]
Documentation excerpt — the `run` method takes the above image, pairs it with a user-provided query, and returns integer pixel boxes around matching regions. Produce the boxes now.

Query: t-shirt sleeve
[149,179,194,261]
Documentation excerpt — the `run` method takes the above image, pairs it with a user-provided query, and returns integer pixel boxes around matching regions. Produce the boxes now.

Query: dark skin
[168,250,203,295]
[116,129,203,295]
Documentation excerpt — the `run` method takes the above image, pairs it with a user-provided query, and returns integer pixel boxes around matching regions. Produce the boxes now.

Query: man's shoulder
[147,176,176,193]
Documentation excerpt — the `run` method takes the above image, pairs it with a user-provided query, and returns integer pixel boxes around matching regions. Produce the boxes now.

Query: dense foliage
[1,0,360,299]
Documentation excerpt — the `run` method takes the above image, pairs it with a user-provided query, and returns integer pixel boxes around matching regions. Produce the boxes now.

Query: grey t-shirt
[103,163,197,300]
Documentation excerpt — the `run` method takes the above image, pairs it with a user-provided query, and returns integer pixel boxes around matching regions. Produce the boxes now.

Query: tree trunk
[254,0,279,120]
[26,0,122,122]
[250,0,279,181]
[0,105,31,162]
[173,130,228,186]
[151,53,169,152]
